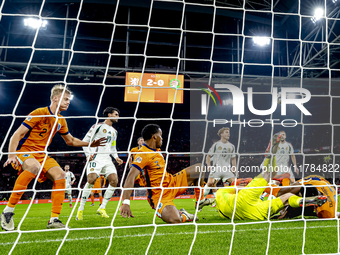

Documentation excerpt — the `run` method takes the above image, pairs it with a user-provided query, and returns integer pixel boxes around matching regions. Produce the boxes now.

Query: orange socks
[99,195,103,204]
[51,179,65,218]
[8,170,36,208]
[282,178,290,186]
[194,187,204,202]
[91,195,95,204]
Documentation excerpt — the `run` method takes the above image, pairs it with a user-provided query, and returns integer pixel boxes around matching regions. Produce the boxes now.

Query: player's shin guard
[79,182,94,211]
[7,170,36,209]
[51,179,65,218]
[100,185,115,209]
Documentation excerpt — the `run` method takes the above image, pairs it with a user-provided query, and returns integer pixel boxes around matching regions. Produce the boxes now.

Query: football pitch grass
[1,199,339,255]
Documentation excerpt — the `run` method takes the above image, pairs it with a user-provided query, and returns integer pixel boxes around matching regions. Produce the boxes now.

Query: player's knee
[59,171,66,180]
[24,161,40,175]
[87,175,96,184]
[207,181,215,187]
[109,178,118,187]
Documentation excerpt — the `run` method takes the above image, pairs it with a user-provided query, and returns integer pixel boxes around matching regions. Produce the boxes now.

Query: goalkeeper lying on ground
[199,133,328,220]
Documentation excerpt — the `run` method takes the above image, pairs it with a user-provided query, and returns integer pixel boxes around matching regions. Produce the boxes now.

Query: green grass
[0,199,339,255]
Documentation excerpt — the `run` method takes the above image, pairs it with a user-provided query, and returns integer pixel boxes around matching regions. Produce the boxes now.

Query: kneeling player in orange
[120,124,205,223]
[1,85,105,231]
[277,175,338,219]
[90,176,106,206]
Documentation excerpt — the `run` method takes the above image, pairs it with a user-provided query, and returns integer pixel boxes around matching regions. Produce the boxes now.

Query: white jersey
[208,140,236,167]
[275,141,294,167]
[65,171,75,186]
[82,122,118,161]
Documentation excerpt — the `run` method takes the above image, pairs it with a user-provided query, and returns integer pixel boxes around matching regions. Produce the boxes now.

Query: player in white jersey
[275,131,298,183]
[76,107,123,220]
[64,164,75,208]
[203,127,237,205]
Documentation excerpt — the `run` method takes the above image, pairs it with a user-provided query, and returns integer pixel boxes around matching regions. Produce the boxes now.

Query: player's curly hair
[142,124,160,141]
[217,127,230,137]
[103,107,120,117]
[50,84,72,100]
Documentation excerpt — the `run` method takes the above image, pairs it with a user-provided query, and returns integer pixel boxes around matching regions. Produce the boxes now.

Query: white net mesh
[0,0,339,254]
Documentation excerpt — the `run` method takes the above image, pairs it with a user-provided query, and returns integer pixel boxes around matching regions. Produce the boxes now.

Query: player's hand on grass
[120,204,134,218]
[116,157,124,165]
[4,155,18,168]
[90,137,107,147]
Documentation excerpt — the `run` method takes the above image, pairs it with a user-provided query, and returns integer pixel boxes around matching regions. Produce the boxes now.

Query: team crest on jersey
[90,168,94,171]
[218,146,222,150]
[286,147,288,150]
[26,116,32,121]
[228,148,230,152]
[103,129,107,133]
[57,123,61,132]
[134,156,142,163]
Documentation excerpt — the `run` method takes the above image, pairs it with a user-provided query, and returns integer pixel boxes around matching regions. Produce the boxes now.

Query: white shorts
[208,166,235,183]
[87,159,117,178]
[65,184,72,194]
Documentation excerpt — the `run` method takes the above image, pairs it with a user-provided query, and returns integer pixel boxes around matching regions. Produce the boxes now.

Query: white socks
[68,194,72,204]
[78,182,94,211]
[3,206,15,213]
[100,185,115,209]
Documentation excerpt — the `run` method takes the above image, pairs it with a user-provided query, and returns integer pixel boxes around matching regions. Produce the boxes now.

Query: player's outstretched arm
[3,124,30,168]
[61,133,106,147]
[120,166,140,219]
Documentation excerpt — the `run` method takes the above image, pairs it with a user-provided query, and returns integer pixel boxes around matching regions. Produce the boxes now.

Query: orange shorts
[13,151,60,183]
[148,169,188,218]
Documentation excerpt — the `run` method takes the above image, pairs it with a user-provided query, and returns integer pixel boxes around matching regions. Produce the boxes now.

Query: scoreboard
[124,72,184,104]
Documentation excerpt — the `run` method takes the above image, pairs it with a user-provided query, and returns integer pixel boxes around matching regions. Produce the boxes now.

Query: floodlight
[24,18,48,28]
[253,37,270,46]
[311,8,323,23]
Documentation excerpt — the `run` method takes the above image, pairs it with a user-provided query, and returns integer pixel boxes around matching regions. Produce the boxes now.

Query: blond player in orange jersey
[121,124,206,223]
[1,84,106,231]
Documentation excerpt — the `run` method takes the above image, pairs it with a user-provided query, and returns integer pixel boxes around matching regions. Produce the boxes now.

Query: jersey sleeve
[110,129,118,159]
[289,143,294,154]
[131,154,149,172]
[82,124,98,156]
[208,143,216,156]
[22,108,44,130]
[59,117,69,135]
[231,144,236,158]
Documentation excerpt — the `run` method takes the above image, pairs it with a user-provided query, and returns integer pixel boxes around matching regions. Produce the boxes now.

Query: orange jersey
[131,144,178,208]
[130,146,146,186]
[18,106,69,152]
[93,176,106,189]
[130,146,139,162]
[299,175,337,218]
[131,145,171,188]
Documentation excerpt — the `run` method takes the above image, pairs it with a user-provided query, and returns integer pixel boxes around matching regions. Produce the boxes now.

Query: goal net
[0,0,339,254]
